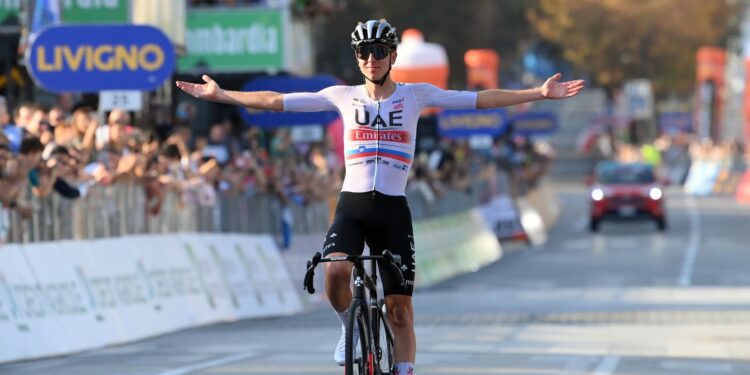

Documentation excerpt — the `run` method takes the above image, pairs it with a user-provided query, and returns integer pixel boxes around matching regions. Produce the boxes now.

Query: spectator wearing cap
[1,98,30,154]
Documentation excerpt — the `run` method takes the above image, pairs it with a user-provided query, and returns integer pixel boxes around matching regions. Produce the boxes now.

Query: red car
[588,161,666,232]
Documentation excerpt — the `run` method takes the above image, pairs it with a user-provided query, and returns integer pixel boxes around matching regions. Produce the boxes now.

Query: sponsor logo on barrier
[0,234,302,364]
[10,284,46,319]
[0,274,13,321]
[44,282,90,316]
[233,244,265,306]
[209,245,240,308]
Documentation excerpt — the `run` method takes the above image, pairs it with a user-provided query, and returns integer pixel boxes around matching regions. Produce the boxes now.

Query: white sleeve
[282,85,350,112]
[410,83,477,110]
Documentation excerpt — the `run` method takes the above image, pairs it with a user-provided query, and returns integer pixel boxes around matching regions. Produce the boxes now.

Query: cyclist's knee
[387,297,413,329]
[325,261,351,285]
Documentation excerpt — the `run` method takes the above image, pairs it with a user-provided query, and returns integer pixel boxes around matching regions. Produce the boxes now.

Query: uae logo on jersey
[355,108,403,128]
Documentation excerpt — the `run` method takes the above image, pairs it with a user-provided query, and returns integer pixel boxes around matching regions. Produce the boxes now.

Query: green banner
[0,0,20,25]
[61,0,129,24]
[179,8,283,73]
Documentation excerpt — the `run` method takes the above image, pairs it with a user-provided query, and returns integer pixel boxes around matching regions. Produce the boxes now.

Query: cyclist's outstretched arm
[175,75,284,111]
[476,73,585,109]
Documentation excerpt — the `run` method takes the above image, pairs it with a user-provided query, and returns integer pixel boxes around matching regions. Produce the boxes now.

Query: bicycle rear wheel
[376,299,395,374]
[346,301,373,375]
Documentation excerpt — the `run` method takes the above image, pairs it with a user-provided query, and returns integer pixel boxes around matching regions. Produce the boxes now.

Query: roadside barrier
[0,233,301,364]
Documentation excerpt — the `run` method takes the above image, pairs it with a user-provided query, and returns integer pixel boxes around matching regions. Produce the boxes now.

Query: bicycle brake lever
[303,260,315,294]
[303,252,323,294]
[382,250,406,288]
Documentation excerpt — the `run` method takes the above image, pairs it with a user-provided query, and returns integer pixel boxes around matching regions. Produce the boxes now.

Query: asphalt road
[2,180,750,375]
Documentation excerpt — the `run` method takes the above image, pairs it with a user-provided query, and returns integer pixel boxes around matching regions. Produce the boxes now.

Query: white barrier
[414,208,503,287]
[0,233,302,364]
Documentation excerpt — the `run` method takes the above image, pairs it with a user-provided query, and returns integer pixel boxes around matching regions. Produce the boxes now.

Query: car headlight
[649,187,663,200]
[591,188,605,201]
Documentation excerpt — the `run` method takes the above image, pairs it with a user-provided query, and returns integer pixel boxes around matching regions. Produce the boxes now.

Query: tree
[527,0,739,97]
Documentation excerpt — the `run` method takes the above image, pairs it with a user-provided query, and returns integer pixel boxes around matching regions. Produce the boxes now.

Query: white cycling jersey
[283,83,477,196]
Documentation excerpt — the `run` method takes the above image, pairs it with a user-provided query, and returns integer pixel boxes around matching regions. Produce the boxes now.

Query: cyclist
[176,18,584,375]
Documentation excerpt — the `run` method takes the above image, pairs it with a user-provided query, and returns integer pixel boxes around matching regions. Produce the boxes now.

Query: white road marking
[152,352,257,375]
[661,360,732,372]
[678,194,701,287]
[591,356,620,375]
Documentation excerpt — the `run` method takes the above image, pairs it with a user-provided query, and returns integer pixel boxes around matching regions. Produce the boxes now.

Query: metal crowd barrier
[3,169,515,245]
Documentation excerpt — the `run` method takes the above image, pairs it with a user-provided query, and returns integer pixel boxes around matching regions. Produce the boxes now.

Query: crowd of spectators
[585,126,748,194]
[0,95,553,245]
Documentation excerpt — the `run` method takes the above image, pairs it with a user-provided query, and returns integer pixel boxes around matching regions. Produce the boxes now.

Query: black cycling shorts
[322,190,415,296]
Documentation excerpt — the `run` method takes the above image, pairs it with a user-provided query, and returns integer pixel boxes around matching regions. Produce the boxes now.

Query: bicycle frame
[304,251,403,374]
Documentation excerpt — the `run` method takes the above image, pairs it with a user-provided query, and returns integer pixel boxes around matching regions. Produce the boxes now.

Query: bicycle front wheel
[346,301,373,375]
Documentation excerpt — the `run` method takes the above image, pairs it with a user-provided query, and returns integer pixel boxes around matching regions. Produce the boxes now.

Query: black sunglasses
[355,44,390,60]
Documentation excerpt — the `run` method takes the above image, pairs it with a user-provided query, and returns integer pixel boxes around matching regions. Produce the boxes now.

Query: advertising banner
[508,111,558,136]
[437,108,507,138]
[61,0,129,23]
[659,112,692,135]
[623,78,654,120]
[695,47,726,140]
[0,1,19,25]
[239,75,339,127]
[0,233,301,364]
[26,24,174,92]
[414,209,502,287]
[479,194,526,240]
[179,8,283,73]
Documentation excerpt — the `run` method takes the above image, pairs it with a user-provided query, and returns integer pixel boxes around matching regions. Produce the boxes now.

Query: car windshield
[596,163,655,184]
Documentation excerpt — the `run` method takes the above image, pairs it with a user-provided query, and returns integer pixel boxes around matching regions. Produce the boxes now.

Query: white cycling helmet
[350,19,399,49]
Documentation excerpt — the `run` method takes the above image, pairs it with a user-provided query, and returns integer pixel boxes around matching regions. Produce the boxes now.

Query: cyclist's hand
[175,75,221,101]
[541,73,585,99]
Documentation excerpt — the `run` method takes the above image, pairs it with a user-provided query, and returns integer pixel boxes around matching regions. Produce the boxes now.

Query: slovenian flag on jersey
[346,145,412,164]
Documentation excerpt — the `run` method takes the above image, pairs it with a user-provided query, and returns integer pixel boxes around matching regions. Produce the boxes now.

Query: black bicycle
[303,250,405,375]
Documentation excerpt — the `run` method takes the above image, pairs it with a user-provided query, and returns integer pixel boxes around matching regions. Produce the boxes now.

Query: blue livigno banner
[508,111,558,136]
[239,75,340,127]
[26,25,175,93]
[437,109,508,138]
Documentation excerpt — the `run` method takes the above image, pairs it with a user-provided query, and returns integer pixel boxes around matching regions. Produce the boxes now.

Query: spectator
[97,108,132,152]
[51,105,76,145]
[44,145,84,199]
[21,136,60,198]
[68,106,99,155]
[2,100,33,154]
[202,120,238,166]
[26,105,50,139]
